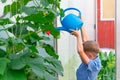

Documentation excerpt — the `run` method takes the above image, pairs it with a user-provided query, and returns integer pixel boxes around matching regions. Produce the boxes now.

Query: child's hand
[70,29,80,37]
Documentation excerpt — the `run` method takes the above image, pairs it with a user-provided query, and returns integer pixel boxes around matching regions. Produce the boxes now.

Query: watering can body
[56,8,83,32]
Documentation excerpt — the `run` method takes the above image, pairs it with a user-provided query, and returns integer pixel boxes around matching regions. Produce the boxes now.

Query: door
[96,0,115,49]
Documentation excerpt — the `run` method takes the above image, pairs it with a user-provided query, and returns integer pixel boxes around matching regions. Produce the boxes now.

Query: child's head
[83,41,100,59]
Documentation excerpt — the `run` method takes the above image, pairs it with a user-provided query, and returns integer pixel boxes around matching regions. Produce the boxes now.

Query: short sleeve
[87,59,101,71]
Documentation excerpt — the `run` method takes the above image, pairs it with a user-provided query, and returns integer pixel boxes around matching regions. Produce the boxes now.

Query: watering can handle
[60,8,82,22]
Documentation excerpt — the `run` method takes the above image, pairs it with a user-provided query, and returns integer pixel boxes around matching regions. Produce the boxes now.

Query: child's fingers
[69,29,74,32]
[76,28,78,30]
[69,29,75,35]
[69,28,78,31]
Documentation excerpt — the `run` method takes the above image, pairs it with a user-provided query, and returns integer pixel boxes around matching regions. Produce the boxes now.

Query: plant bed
[98,50,115,80]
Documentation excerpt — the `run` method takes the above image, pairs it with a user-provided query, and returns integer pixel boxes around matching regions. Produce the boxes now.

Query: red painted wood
[97,0,114,48]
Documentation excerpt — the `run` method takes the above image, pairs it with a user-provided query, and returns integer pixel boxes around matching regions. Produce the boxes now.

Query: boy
[70,27,101,80]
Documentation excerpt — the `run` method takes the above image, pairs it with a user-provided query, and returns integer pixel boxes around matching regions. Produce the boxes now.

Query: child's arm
[80,17,88,42]
[71,29,89,64]
[81,27,88,42]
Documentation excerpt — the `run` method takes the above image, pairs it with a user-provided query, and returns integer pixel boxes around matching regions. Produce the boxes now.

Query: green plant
[0,0,63,80]
[98,51,115,80]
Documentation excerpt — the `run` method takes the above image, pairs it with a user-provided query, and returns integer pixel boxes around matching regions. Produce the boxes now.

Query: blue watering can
[56,8,83,32]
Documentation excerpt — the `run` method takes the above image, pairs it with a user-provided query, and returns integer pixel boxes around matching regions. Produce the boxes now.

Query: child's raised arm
[81,27,88,42]
[71,29,89,64]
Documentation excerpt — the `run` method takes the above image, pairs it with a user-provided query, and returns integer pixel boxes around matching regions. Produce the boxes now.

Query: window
[101,0,115,20]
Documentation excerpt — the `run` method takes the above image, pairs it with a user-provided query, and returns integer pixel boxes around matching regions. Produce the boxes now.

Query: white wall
[57,0,95,80]
[116,0,120,79]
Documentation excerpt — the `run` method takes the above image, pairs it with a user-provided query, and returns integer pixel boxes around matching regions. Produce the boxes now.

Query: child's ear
[89,54,93,58]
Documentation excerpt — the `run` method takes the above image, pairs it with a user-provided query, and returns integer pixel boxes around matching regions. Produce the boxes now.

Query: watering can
[56,8,83,32]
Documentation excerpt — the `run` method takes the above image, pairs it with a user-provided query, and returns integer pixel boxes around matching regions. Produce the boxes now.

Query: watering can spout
[56,27,67,31]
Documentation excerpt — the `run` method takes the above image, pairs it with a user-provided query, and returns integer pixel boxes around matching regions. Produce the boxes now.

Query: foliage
[98,51,115,80]
[0,0,63,80]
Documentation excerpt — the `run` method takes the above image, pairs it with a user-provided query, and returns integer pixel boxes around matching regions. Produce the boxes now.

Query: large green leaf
[41,43,58,59]
[0,58,9,75]
[29,32,44,43]
[48,8,59,16]
[45,57,63,76]
[6,37,25,54]
[0,49,7,58]
[28,57,59,80]
[28,58,45,79]
[9,49,31,70]
[21,6,38,15]
[3,0,32,15]
[4,69,27,80]
[22,32,45,46]
[0,38,8,46]
[9,56,26,70]
[9,49,30,59]
[44,12,55,22]
[4,2,21,16]
[23,12,46,23]
[0,18,12,25]
[44,72,58,80]
[17,0,32,5]
[28,45,38,53]
[40,0,49,7]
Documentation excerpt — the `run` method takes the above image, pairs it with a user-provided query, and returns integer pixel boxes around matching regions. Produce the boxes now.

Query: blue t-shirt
[76,56,101,80]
